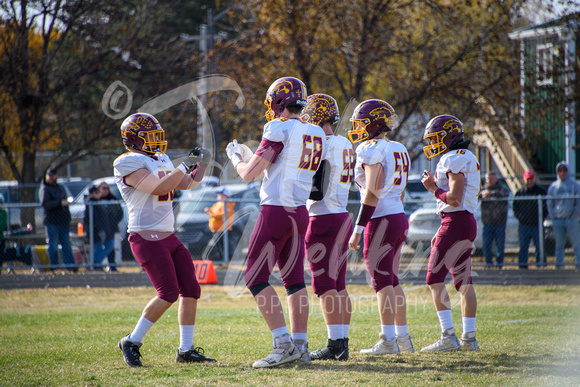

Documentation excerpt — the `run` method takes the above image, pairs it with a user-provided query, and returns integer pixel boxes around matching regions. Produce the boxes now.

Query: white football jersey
[354,138,410,217]
[435,149,481,214]
[260,118,328,207]
[114,152,176,233]
[307,134,354,216]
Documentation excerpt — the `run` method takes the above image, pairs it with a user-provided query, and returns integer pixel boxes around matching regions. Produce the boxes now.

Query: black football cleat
[310,338,348,361]
[118,334,143,367]
[176,347,216,363]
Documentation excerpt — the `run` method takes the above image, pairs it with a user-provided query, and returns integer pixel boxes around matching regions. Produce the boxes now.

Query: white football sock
[342,324,350,339]
[436,309,454,333]
[380,325,396,341]
[179,324,195,351]
[395,324,408,337]
[327,324,343,340]
[462,317,476,334]
[292,332,307,342]
[129,316,154,344]
[271,326,289,339]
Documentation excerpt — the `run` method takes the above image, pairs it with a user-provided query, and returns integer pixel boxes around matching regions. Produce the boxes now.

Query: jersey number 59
[393,152,410,186]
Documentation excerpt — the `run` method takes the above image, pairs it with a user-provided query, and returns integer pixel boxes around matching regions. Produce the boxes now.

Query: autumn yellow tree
[0,0,204,229]
[0,1,203,182]
[212,0,530,160]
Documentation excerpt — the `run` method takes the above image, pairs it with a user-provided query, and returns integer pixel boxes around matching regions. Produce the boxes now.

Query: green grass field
[1,284,579,386]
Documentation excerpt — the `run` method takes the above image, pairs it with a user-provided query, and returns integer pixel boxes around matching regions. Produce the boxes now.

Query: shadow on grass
[293,352,580,378]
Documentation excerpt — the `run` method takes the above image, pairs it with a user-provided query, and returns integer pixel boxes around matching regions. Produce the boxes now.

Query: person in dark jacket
[513,170,547,269]
[84,185,115,270]
[97,181,123,271]
[38,169,75,271]
[480,172,510,268]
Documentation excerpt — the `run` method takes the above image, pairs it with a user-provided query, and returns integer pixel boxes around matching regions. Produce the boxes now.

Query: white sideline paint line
[500,317,552,325]
[350,295,376,301]
[349,286,426,301]
[403,285,426,292]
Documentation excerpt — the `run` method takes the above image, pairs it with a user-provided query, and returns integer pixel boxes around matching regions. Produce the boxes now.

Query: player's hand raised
[190,147,211,167]
[238,143,253,163]
[226,140,246,167]
[421,170,437,193]
[181,147,211,173]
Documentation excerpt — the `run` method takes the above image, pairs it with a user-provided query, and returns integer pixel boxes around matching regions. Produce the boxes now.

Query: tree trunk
[20,149,38,231]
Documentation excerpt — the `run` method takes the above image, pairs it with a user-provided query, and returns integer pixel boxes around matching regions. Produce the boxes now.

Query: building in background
[509,13,580,178]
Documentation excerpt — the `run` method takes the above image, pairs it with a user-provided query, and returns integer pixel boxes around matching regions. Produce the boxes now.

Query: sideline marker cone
[193,260,218,284]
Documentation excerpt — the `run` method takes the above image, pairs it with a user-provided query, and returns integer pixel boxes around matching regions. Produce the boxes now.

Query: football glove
[190,147,211,167]
[239,143,253,162]
[181,147,211,173]
[226,140,245,168]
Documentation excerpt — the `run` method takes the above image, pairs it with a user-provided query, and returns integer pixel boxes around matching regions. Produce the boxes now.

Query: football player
[420,115,480,351]
[348,99,415,355]
[114,112,216,367]
[300,94,353,361]
[226,77,327,368]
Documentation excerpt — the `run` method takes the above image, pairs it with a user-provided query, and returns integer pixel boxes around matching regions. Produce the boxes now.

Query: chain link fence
[2,192,579,273]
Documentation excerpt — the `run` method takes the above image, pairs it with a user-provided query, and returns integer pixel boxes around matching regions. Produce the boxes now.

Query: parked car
[406,201,520,254]
[0,181,25,231]
[69,177,133,263]
[70,177,126,231]
[404,175,433,218]
[58,177,92,199]
[1,181,72,233]
[174,181,261,261]
[346,186,425,220]
[70,175,222,263]
[406,174,432,201]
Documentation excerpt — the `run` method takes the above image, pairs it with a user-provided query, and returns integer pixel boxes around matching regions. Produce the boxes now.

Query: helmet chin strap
[450,133,464,146]
[448,135,470,151]
[132,143,155,155]
[277,101,285,117]
[368,128,382,140]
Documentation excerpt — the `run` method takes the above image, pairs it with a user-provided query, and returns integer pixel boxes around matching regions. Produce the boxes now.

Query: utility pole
[198,24,208,148]
[180,8,228,149]
[180,26,209,147]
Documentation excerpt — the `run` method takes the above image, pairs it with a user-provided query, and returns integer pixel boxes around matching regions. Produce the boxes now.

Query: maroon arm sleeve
[255,138,284,163]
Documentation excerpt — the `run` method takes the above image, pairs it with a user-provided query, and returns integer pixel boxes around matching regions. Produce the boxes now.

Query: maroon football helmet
[264,77,307,122]
[348,99,399,143]
[300,94,340,127]
[121,113,167,155]
[422,115,464,159]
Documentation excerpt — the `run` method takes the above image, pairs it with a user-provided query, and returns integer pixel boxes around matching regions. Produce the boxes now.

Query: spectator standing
[203,187,236,261]
[480,172,510,269]
[114,112,215,367]
[513,170,547,269]
[547,162,580,269]
[38,169,76,271]
[226,76,326,368]
[204,187,235,233]
[97,181,123,272]
[84,186,114,270]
